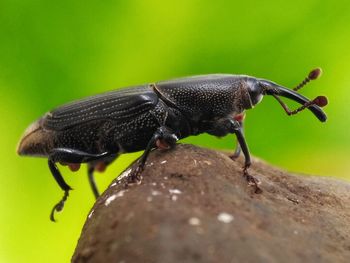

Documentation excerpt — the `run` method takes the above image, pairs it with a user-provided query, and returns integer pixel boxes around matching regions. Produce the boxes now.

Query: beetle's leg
[48,148,113,220]
[233,127,262,194]
[87,165,99,199]
[232,140,241,159]
[48,159,72,222]
[234,127,251,169]
[231,113,245,159]
[233,119,244,158]
[211,117,260,193]
[128,126,178,183]
[50,148,110,163]
[87,154,118,199]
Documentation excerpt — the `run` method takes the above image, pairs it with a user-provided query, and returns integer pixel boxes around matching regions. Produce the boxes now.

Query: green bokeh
[1,0,349,262]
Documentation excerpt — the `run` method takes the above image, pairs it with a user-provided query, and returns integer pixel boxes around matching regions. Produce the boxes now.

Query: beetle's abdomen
[17,118,55,157]
[17,85,165,157]
[53,120,118,154]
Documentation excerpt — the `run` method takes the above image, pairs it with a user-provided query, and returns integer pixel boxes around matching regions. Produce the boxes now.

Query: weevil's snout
[258,74,328,122]
[246,78,264,107]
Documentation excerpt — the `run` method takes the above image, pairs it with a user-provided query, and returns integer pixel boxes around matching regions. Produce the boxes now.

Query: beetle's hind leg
[128,126,178,183]
[48,159,72,222]
[48,148,112,221]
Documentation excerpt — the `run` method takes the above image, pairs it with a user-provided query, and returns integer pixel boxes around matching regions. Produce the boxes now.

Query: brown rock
[72,144,350,263]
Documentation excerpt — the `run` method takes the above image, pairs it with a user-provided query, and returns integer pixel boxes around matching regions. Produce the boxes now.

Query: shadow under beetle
[17,68,328,221]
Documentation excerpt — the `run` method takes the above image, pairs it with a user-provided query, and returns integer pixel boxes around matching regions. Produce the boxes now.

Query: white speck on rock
[117,168,132,181]
[147,196,153,202]
[151,190,162,196]
[111,182,117,187]
[152,182,157,186]
[88,210,94,219]
[169,189,182,195]
[104,190,127,206]
[105,195,117,206]
[293,230,299,235]
[203,160,212,165]
[189,217,201,226]
[171,195,178,201]
[217,212,234,223]
[116,190,127,197]
[164,176,168,180]
[160,160,167,164]
[146,162,154,167]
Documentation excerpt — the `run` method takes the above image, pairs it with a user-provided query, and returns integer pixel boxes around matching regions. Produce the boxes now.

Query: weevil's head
[244,68,328,122]
[245,77,264,107]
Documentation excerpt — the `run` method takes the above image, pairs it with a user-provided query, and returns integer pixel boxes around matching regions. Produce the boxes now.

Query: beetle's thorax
[154,75,253,123]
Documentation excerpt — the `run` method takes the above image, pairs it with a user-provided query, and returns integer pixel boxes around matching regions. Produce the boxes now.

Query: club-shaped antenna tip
[308,68,322,80]
[314,96,328,107]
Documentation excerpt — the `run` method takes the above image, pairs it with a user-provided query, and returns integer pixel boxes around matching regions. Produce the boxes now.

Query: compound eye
[248,83,263,106]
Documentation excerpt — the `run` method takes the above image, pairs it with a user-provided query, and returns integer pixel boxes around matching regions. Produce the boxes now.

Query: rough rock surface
[72,144,350,263]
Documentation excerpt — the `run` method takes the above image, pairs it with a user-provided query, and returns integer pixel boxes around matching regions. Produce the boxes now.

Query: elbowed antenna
[260,80,328,122]
[293,68,322,92]
[270,92,327,118]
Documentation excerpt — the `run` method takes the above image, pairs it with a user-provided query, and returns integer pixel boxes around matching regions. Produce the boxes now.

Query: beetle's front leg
[231,113,245,159]
[208,117,261,193]
[231,123,262,194]
[128,126,178,183]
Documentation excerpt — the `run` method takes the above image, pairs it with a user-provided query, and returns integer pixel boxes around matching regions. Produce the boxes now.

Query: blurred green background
[1,0,349,262]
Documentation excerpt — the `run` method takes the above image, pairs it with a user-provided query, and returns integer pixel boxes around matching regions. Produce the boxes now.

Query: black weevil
[17,68,328,221]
